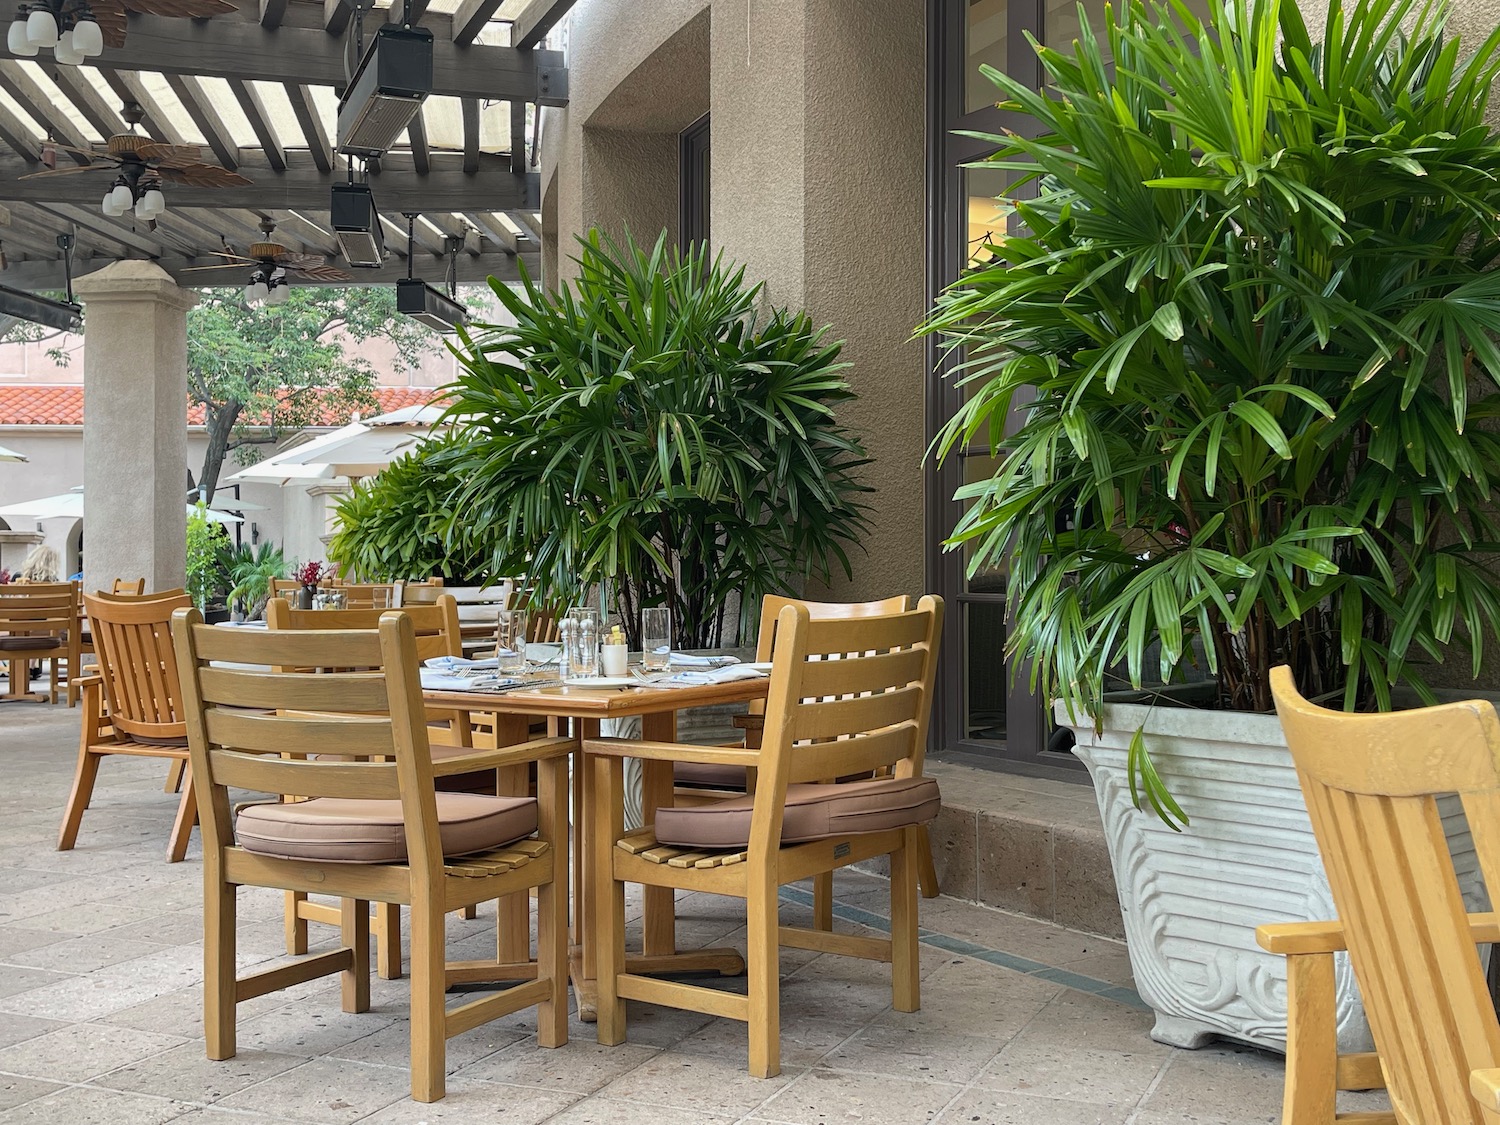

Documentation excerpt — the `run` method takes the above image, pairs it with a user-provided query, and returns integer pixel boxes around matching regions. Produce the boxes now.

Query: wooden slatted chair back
[755,596,943,803]
[0,582,75,637]
[172,609,443,870]
[265,596,461,664]
[83,591,192,742]
[1270,666,1500,1125]
[110,579,147,596]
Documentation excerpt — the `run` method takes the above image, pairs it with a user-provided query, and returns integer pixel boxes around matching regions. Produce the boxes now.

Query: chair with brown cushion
[59,590,198,861]
[1260,667,1500,1125]
[172,607,570,1103]
[675,594,943,930]
[0,582,76,704]
[587,595,944,1077]
[266,594,496,978]
[67,578,145,707]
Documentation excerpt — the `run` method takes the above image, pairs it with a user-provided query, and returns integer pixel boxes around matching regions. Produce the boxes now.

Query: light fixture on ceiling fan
[7,1,103,62]
[181,218,351,307]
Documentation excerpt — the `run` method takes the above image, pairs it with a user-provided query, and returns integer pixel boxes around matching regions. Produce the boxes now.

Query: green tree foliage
[185,505,225,611]
[918,0,1500,823]
[187,286,438,504]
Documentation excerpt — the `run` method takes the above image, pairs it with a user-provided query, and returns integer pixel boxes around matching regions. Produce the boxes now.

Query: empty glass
[641,607,672,671]
[496,608,529,674]
[562,606,600,682]
[368,588,392,611]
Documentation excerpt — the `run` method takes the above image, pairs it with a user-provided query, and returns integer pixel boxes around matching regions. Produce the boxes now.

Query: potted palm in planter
[921,0,1500,1051]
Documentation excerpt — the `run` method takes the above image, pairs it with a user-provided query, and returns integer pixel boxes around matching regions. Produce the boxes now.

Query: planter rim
[1054,697,1285,743]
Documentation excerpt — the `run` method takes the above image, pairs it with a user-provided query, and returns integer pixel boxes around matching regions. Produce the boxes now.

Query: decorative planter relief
[1061,701,1485,1054]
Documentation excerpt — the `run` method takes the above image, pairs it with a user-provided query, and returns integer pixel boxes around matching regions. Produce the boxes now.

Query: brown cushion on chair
[130,733,190,747]
[0,636,60,652]
[674,761,749,791]
[654,776,941,849]
[235,792,537,863]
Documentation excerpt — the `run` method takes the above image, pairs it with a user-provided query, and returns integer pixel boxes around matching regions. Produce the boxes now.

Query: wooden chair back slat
[789,685,925,744]
[195,667,388,712]
[204,709,396,760]
[786,723,921,785]
[84,591,190,741]
[111,578,146,596]
[795,646,930,701]
[0,583,76,633]
[265,597,461,664]
[209,749,402,801]
[1271,666,1500,1125]
[188,623,386,668]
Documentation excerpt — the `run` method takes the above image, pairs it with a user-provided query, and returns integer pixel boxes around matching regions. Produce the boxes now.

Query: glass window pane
[966,600,1009,740]
[965,0,1008,113]
[966,163,1009,265]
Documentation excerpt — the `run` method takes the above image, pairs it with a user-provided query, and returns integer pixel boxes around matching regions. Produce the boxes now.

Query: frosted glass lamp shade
[7,18,37,55]
[70,16,100,54]
[25,7,57,47]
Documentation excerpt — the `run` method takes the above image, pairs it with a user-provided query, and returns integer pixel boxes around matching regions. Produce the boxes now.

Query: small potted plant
[920,0,1500,1052]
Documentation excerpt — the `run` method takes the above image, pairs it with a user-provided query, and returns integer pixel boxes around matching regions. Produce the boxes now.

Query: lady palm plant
[435,230,870,650]
[920,0,1500,821]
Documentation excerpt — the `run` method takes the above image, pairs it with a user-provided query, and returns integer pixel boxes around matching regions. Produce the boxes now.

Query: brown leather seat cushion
[236,792,537,863]
[674,761,749,791]
[654,776,941,849]
[0,636,60,652]
[130,733,190,748]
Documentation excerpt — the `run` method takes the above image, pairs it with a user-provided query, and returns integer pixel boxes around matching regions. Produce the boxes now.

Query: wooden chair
[0,582,77,704]
[587,595,945,1077]
[1260,666,1500,1125]
[171,608,570,1102]
[59,590,198,861]
[674,594,943,929]
[266,595,491,978]
[67,577,145,707]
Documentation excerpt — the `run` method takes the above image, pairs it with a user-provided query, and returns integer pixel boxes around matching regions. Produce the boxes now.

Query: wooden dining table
[422,672,771,1019]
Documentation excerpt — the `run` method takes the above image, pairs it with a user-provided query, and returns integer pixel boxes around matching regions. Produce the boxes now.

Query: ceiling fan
[21,103,252,223]
[184,219,353,305]
[7,0,236,63]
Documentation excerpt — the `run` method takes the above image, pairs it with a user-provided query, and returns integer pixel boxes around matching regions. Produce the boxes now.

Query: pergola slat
[407,113,430,176]
[0,101,39,162]
[47,67,130,142]
[466,211,520,255]
[165,73,239,171]
[259,0,289,29]
[100,70,187,146]
[34,202,166,258]
[507,209,541,246]
[267,210,340,255]
[511,0,576,49]
[286,83,332,174]
[0,62,92,162]
[323,0,351,34]
[462,98,480,175]
[509,100,525,175]
[451,0,505,47]
[229,79,288,171]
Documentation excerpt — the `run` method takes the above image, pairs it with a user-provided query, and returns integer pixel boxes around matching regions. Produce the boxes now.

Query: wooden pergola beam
[323,0,351,34]
[0,101,39,162]
[0,14,568,104]
[47,67,130,141]
[407,113,430,176]
[0,250,536,290]
[510,100,526,175]
[285,84,333,174]
[165,74,239,171]
[259,0,289,29]
[462,98,480,175]
[100,71,187,146]
[466,210,520,255]
[229,79,288,171]
[511,0,577,49]
[0,62,91,161]
[451,0,504,47]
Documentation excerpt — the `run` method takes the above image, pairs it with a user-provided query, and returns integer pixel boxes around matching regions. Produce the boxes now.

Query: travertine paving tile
[934,1086,1132,1123]
[0,1020,186,1082]
[0,1085,195,1125]
[547,1094,738,1124]
[215,1057,414,1122]
[593,1049,801,1116]
[451,1038,658,1095]
[94,1041,307,1101]
[354,1077,580,1124]
[756,1069,965,1124]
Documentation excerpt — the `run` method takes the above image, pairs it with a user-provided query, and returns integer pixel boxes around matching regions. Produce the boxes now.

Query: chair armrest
[1256,920,1346,955]
[429,736,576,777]
[1258,911,1500,955]
[732,714,764,731]
[582,737,761,767]
[1473,1068,1500,1111]
[70,674,103,690]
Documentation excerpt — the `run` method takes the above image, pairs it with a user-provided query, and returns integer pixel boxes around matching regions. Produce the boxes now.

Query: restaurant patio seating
[66,577,145,708]
[1260,667,1500,1125]
[172,608,571,1103]
[586,595,944,1077]
[59,589,197,861]
[0,582,76,705]
[266,594,492,979]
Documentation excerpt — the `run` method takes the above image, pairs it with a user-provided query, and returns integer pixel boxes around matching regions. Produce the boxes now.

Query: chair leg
[536,756,568,1049]
[164,759,186,794]
[593,754,627,1045]
[812,872,833,931]
[496,893,529,963]
[57,746,101,852]
[746,875,782,1079]
[166,770,197,864]
[375,902,403,980]
[408,894,447,1103]
[891,827,920,1013]
[1281,952,1339,1125]
[205,871,238,1061]
[285,892,310,955]
[340,899,371,1014]
[916,824,941,899]
[461,903,479,921]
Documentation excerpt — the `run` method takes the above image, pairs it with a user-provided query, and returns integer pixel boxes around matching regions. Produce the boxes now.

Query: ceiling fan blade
[19,165,108,179]
[180,262,249,273]
[158,163,254,188]
[91,2,127,47]
[280,252,327,269]
[291,265,353,283]
[47,141,108,158]
[141,144,205,166]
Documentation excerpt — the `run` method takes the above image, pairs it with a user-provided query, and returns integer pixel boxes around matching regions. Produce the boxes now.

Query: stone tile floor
[0,701,1339,1124]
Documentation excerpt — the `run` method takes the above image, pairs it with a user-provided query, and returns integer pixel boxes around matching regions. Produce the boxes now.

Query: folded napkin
[652,664,769,689]
[651,648,739,668]
[419,669,524,693]
[424,655,501,671]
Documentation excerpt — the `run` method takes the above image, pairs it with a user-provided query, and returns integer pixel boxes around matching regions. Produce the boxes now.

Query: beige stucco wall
[542,0,930,603]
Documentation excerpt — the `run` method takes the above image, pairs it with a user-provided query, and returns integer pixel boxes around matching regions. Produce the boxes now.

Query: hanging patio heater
[337,24,434,158]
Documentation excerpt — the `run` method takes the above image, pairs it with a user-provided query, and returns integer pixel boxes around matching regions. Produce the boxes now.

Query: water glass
[368,588,391,611]
[641,607,672,671]
[563,606,600,682]
[496,607,529,674]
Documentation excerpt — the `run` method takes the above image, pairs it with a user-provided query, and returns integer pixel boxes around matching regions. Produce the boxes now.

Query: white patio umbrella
[0,489,243,524]
[226,406,448,485]
[0,444,26,463]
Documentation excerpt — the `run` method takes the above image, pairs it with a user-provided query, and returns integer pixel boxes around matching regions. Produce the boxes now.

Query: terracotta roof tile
[0,385,441,428]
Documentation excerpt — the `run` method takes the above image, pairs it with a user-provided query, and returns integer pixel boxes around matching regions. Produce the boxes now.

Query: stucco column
[74,261,197,595]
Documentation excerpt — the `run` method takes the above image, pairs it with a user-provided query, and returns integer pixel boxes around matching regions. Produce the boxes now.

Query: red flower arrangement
[295,560,329,586]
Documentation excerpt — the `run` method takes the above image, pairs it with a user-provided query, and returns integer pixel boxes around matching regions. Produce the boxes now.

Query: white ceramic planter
[1060,700,1485,1054]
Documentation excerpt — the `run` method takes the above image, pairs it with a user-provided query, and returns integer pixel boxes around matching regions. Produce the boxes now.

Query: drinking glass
[641,607,672,671]
[563,606,600,681]
[496,607,529,674]
[368,588,391,611]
